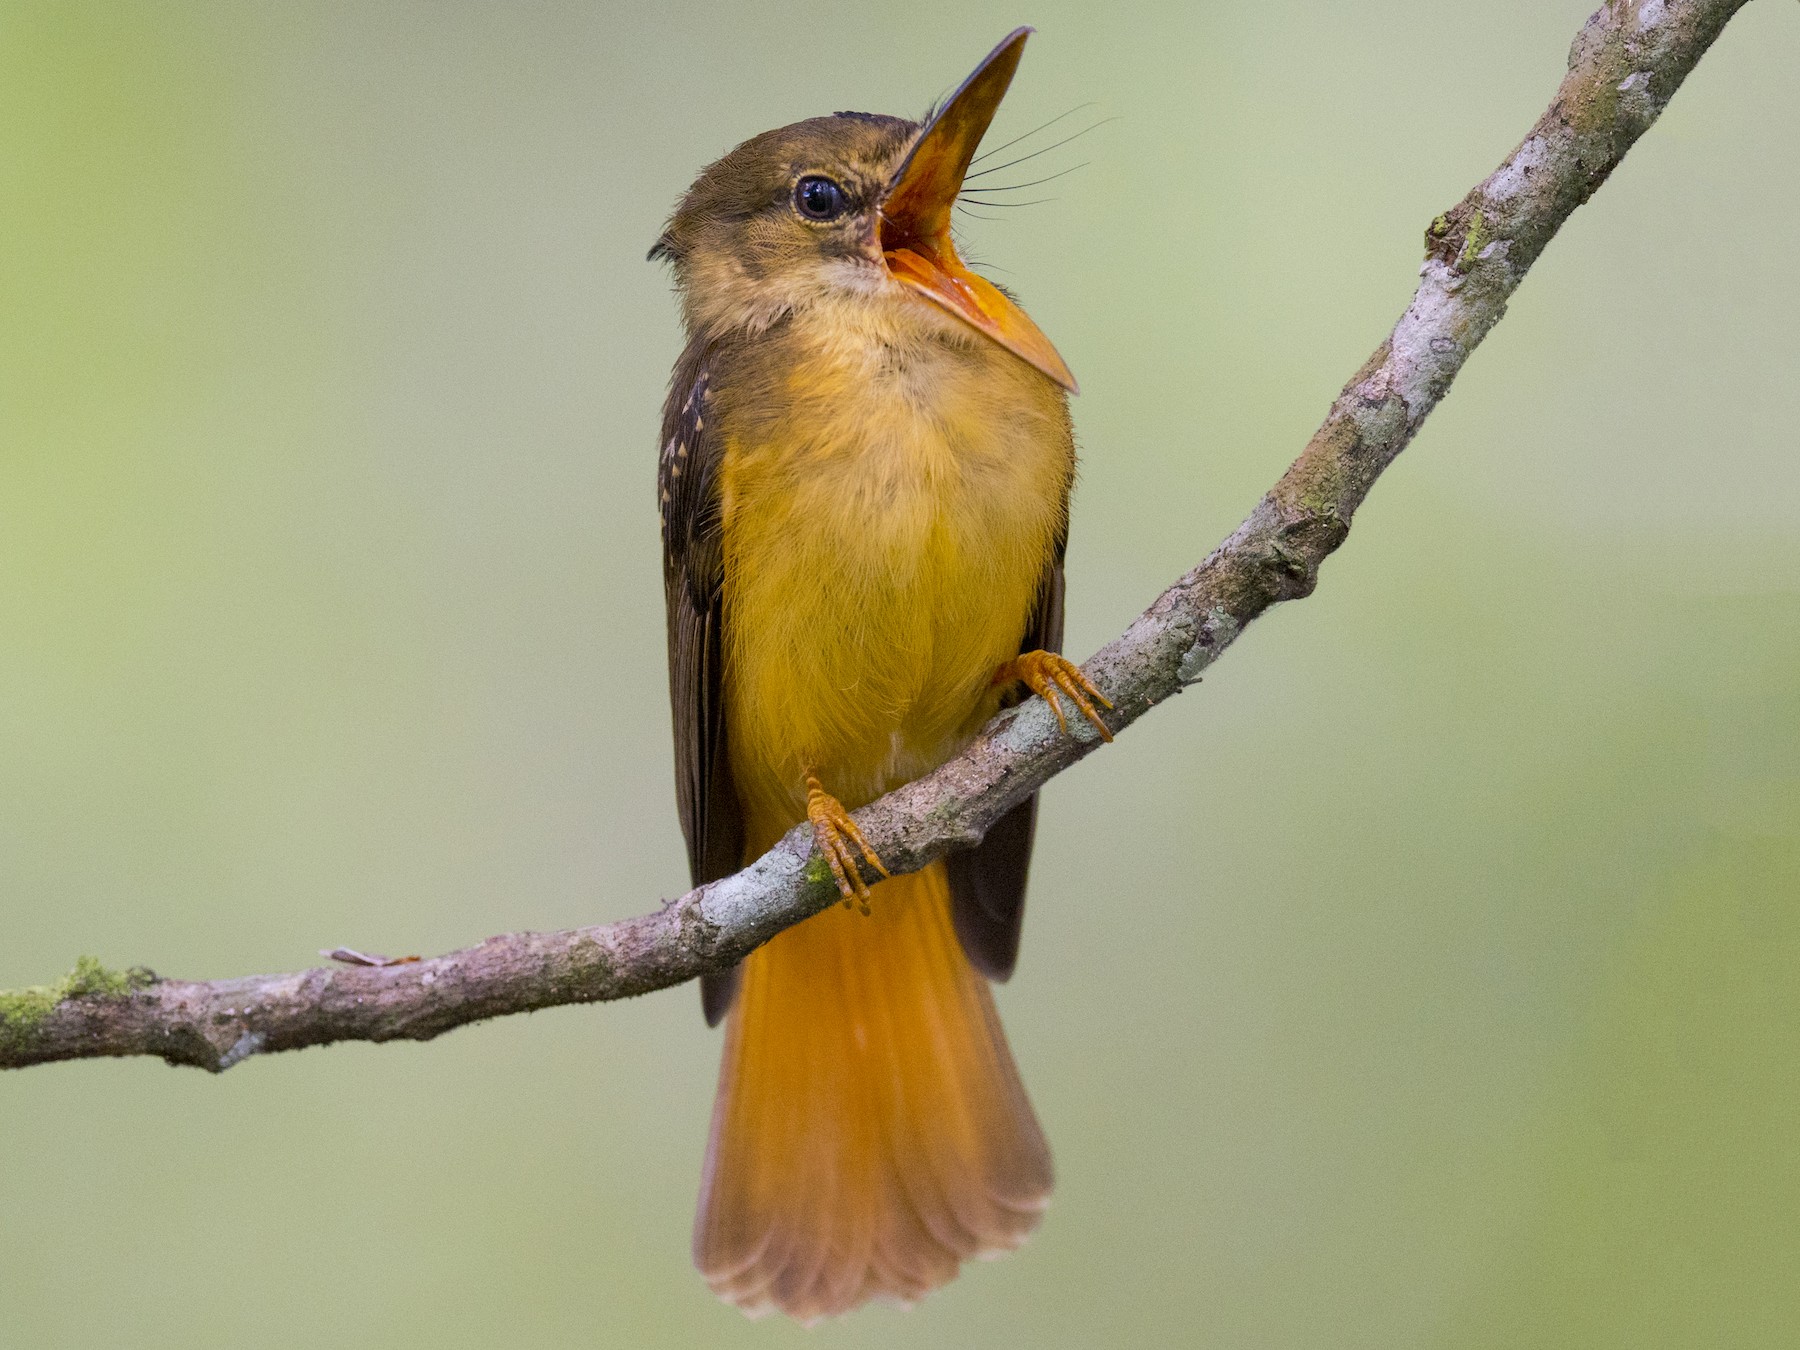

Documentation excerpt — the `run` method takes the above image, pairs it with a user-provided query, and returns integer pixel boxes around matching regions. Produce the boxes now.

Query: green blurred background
[4,2,1797,1345]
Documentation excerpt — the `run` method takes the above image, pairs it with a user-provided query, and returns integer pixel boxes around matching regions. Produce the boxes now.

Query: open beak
[880,28,1078,394]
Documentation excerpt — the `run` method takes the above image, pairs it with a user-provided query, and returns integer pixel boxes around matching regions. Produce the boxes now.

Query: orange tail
[694,860,1052,1321]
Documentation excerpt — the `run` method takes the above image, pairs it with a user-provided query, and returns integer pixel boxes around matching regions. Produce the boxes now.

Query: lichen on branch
[0,958,154,1046]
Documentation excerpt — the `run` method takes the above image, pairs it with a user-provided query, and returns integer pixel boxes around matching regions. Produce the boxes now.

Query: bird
[651,28,1111,1321]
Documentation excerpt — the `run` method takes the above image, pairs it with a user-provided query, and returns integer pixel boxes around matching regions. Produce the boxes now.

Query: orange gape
[694,862,1051,1320]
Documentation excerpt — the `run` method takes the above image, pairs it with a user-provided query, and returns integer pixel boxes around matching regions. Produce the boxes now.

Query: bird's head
[650,28,1076,393]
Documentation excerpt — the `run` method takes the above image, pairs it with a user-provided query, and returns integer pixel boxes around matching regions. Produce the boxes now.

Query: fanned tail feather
[694,860,1051,1321]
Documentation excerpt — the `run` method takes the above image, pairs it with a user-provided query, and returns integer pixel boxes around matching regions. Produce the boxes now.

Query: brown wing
[660,339,744,1025]
[947,527,1067,982]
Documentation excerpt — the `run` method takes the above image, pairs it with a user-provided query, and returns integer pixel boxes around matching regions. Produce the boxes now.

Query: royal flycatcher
[653,29,1110,1321]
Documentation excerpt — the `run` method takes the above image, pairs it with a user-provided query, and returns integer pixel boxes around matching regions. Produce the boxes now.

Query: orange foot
[995,650,1115,742]
[806,774,889,914]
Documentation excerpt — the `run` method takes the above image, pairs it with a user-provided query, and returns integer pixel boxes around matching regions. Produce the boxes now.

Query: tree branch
[1,0,1757,1073]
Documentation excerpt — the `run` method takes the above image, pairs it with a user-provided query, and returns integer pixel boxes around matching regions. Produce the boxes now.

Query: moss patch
[0,956,154,1036]
[1456,207,1490,271]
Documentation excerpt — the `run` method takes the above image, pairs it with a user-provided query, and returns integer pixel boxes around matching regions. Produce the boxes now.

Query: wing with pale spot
[659,338,744,1025]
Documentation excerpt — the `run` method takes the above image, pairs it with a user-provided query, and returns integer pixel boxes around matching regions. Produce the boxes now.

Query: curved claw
[995,650,1115,743]
[805,775,890,914]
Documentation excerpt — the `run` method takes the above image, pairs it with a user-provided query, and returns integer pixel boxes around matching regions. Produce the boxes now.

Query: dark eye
[794,175,849,221]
